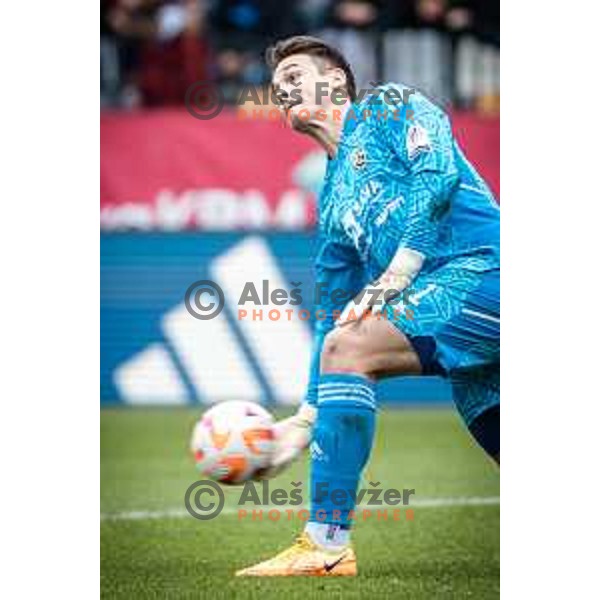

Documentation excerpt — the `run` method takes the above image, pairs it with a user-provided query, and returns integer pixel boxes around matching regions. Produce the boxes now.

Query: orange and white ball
[190,401,275,484]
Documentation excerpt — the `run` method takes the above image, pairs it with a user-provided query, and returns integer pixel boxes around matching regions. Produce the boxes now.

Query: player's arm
[260,238,365,477]
[339,94,460,322]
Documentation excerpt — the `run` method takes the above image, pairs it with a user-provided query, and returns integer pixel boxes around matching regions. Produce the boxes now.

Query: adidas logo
[113,236,311,407]
[310,441,326,461]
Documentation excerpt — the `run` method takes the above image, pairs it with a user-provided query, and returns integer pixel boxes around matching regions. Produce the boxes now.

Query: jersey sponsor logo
[407,124,431,160]
[375,196,404,226]
[341,208,366,256]
[310,441,325,461]
[358,179,382,205]
[351,148,367,169]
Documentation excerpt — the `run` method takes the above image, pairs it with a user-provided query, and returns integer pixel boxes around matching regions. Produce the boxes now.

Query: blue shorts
[467,404,500,459]
[384,265,500,425]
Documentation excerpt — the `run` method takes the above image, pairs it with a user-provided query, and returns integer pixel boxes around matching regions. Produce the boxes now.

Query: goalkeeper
[237,35,500,577]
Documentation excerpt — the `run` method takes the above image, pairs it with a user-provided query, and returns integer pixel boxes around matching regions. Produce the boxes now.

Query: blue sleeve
[305,237,366,406]
[380,94,459,256]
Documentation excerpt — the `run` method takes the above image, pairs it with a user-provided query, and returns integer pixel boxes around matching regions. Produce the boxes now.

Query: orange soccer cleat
[235,532,356,577]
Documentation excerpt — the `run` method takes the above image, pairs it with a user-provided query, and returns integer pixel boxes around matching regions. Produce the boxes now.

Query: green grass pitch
[101,407,499,598]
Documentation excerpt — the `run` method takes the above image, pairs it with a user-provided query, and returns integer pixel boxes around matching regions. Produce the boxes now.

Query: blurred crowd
[101,0,499,113]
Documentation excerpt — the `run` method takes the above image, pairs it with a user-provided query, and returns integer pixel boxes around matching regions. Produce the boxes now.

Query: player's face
[272,54,342,131]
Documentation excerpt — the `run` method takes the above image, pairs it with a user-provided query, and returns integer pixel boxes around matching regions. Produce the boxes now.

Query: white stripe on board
[163,303,262,404]
[211,236,312,406]
[114,343,189,405]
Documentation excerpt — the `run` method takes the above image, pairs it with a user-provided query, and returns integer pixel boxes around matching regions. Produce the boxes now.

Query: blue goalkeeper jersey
[305,84,500,404]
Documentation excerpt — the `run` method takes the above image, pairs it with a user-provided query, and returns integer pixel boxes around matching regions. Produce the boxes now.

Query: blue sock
[308,373,376,530]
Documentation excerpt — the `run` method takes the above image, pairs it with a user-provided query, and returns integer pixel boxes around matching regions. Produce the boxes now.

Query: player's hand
[336,272,407,326]
[253,403,316,480]
[336,249,424,326]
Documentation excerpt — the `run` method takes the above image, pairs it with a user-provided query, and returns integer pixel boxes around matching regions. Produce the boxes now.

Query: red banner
[101,108,499,230]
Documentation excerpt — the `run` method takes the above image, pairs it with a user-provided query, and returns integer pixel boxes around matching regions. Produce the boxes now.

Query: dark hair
[265,35,357,102]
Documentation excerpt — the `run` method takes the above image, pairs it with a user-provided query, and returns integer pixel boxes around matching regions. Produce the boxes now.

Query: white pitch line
[101,496,499,522]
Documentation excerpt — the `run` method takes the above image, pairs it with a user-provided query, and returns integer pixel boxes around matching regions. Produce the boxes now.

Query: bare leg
[320,317,423,377]
[320,316,499,466]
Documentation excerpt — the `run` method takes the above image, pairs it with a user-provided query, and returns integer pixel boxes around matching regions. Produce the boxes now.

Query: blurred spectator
[210,0,297,48]
[444,1,499,45]
[470,0,499,46]
[297,0,331,31]
[318,1,381,89]
[381,0,498,42]
[450,1,499,112]
[101,0,211,107]
[101,0,499,113]
[214,48,257,105]
[381,0,446,31]
[327,0,380,30]
[414,0,448,31]
[209,0,300,104]
[446,3,473,34]
[382,0,452,105]
[138,0,211,106]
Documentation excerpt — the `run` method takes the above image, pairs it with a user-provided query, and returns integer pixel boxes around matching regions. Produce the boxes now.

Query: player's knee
[320,327,370,375]
[320,328,350,371]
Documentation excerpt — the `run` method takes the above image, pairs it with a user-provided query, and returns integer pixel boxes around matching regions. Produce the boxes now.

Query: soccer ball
[190,401,275,484]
